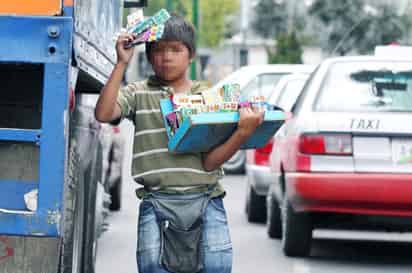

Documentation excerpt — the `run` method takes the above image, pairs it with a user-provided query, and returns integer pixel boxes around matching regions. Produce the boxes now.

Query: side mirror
[124,0,148,8]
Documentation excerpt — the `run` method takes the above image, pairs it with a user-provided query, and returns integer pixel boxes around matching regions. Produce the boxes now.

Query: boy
[95,14,263,273]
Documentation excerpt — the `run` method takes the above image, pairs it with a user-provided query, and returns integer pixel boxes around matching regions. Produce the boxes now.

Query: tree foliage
[145,0,188,17]
[357,4,409,53]
[197,0,239,47]
[309,0,411,55]
[309,0,364,55]
[144,0,166,15]
[251,0,288,39]
[268,32,302,64]
[252,0,304,64]
[144,0,239,48]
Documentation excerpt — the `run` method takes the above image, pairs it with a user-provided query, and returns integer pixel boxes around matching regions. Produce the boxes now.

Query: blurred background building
[124,0,412,85]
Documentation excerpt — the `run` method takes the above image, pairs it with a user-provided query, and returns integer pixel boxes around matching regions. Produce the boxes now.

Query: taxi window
[291,65,319,114]
[315,61,412,112]
[276,79,307,111]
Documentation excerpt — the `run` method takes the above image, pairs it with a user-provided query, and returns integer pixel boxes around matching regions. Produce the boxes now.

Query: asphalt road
[96,173,412,273]
[96,122,412,273]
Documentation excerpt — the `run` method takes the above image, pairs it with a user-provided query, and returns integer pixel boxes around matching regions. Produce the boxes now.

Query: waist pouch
[147,193,210,273]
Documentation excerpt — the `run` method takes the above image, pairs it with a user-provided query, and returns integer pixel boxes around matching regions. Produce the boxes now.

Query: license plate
[392,139,412,165]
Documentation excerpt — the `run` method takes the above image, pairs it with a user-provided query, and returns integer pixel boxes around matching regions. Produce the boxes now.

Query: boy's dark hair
[145,13,196,61]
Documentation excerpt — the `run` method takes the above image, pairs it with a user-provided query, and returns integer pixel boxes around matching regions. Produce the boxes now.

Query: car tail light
[254,139,274,166]
[69,87,75,112]
[295,153,311,172]
[299,134,352,155]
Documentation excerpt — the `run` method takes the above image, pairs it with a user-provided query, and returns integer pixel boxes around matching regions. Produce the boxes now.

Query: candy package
[250,95,269,111]
[165,83,273,132]
[166,112,179,135]
[127,9,170,35]
[123,9,171,49]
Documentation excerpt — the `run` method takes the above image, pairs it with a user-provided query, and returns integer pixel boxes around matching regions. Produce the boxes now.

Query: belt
[136,184,215,199]
[147,185,208,191]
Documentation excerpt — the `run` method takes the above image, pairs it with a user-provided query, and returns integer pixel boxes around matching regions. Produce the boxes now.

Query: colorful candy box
[124,9,170,48]
[160,98,286,153]
[127,9,170,35]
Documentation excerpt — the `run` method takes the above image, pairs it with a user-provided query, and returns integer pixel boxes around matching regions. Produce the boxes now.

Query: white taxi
[268,56,412,257]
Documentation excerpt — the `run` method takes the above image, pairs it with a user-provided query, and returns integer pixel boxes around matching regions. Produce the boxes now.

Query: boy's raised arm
[95,33,136,123]
[202,108,264,171]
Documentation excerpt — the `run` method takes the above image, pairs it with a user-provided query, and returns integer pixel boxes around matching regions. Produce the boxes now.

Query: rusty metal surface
[0,142,39,182]
[0,236,60,273]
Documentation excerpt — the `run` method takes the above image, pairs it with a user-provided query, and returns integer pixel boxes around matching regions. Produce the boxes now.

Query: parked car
[245,74,311,222]
[215,65,315,173]
[268,56,412,257]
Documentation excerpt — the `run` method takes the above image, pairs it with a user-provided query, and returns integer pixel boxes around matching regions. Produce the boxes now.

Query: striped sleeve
[117,83,138,121]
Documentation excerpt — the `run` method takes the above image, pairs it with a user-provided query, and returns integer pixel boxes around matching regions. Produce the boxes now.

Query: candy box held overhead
[123,9,170,48]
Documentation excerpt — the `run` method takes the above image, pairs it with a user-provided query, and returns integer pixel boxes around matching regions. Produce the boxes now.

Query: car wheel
[109,177,122,211]
[246,182,266,223]
[223,151,245,174]
[281,197,312,257]
[267,193,282,239]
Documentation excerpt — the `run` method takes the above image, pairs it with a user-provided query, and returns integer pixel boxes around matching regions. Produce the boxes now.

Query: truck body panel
[0,15,72,237]
[0,16,72,64]
[73,0,121,89]
[0,11,71,273]
[0,1,62,16]
[0,1,131,272]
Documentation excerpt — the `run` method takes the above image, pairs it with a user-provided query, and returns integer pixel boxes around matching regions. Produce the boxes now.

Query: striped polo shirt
[117,76,224,197]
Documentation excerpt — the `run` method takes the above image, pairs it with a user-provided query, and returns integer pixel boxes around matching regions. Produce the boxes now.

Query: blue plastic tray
[160,98,285,153]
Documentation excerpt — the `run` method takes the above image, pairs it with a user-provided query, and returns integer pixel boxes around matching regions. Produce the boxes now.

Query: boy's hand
[202,107,264,171]
[237,107,264,139]
[116,33,137,65]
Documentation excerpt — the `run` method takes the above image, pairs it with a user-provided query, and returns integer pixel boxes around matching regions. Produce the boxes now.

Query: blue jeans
[136,194,233,273]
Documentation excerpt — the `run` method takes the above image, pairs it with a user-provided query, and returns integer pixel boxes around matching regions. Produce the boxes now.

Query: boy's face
[149,40,192,82]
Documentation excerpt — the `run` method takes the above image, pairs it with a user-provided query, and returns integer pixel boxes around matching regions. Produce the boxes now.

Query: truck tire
[245,182,266,223]
[281,197,312,257]
[267,194,282,239]
[109,177,122,211]
[60,142,85,273]
[83,142,105,273]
